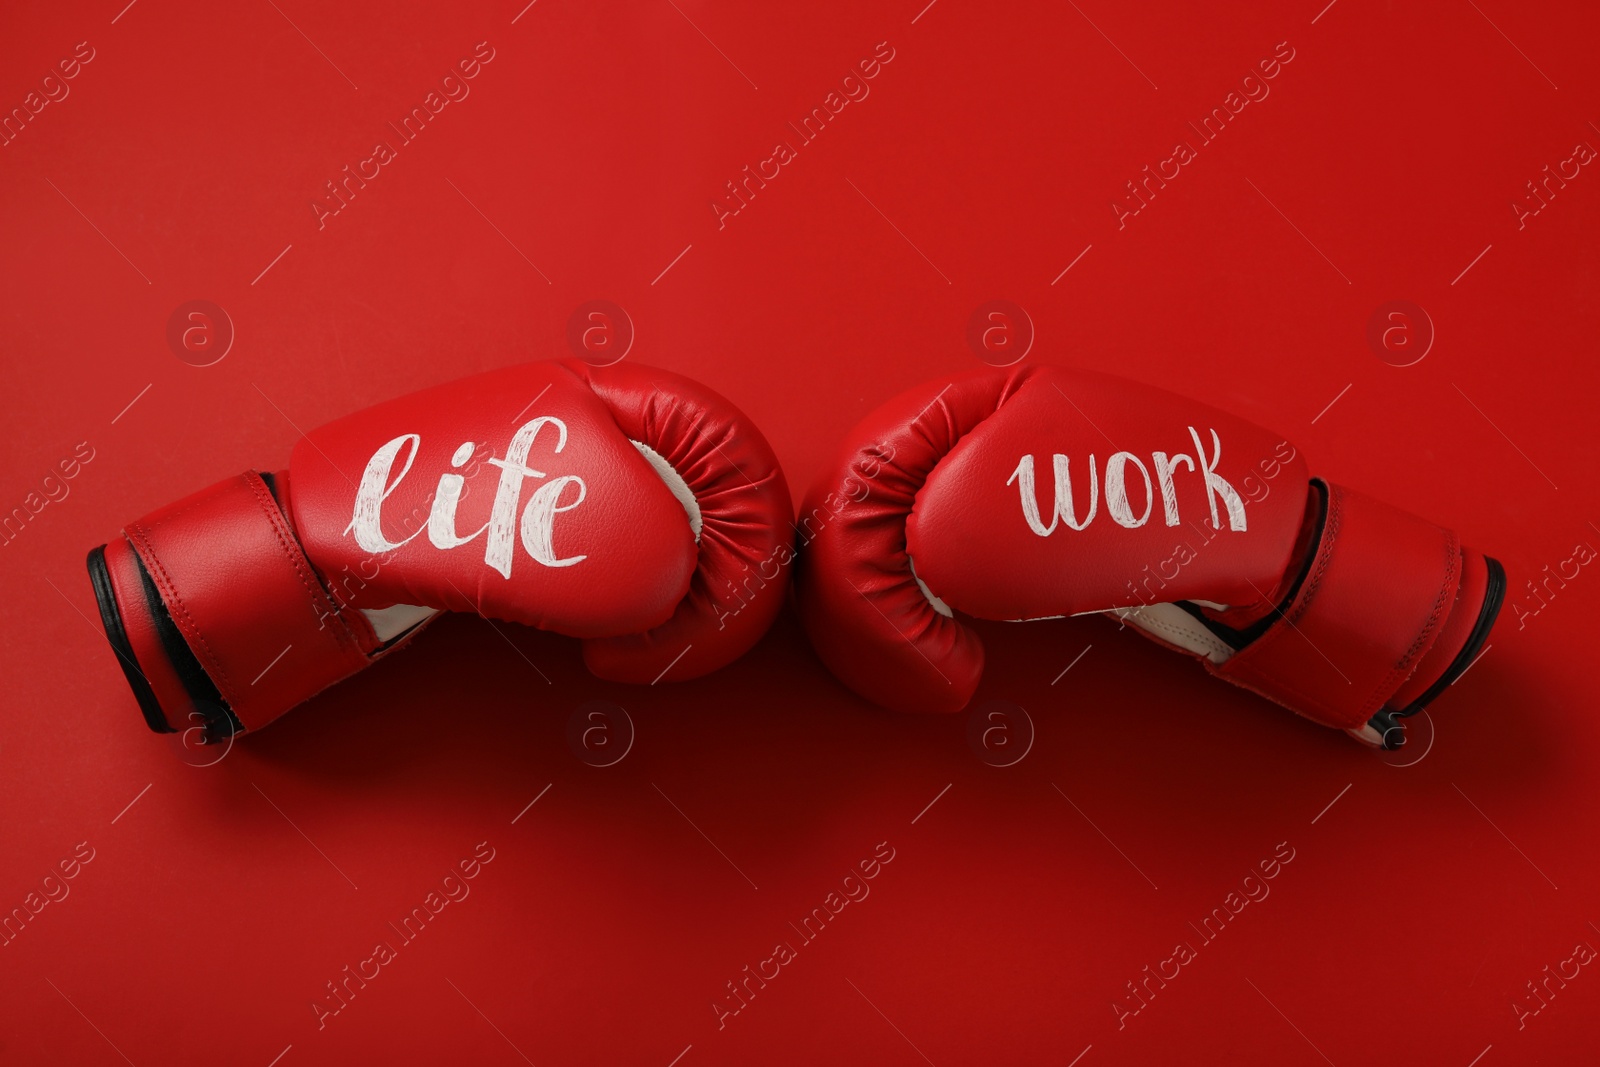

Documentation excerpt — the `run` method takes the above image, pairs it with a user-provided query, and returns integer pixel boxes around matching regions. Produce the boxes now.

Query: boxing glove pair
[89,360,1501,750]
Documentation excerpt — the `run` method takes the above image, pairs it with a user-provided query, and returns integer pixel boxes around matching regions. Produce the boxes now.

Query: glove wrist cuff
[90,472,376,738]
[1209,481,1499,732]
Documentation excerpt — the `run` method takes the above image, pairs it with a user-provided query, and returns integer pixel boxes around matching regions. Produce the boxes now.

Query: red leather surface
[796,370,1005,715]
[1208,482,1462,730]
[5,2,1599,1065]
[568,360,794,685]
[908,367,1311,621]
[797,364,1316,715]
[100,356,790,733]
[801,366,1488,729]
[289,360,699,638]
[125,471,377,732]
[100,534,195,728]
[1389,548,1491,710]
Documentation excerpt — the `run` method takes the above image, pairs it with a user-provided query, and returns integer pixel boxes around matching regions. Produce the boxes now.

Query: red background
[3,1,1597,1063]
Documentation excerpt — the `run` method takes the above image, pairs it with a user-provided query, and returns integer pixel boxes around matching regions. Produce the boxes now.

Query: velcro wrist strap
[1208,481,1462,731]
[122,472,375,732]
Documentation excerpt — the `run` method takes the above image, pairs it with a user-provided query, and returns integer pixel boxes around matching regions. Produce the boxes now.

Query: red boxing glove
[88,360,792,742]
[796,365,1503,748]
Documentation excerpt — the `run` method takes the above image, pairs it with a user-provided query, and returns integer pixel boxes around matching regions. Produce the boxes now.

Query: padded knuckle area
[797,369,1026,713]
[569,360,796,683]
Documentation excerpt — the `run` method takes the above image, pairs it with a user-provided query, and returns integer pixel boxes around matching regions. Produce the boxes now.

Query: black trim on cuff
[86,539,244,741]
[1393,555,1506,718]
[1173,480,1331,651]
[87,544,175,734]
[134,550,244,741]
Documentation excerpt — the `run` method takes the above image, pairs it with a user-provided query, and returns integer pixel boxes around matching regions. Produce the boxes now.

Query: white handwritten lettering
[349,416,587,576]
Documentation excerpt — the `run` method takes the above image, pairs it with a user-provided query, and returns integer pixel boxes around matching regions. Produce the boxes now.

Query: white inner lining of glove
[358,440,702,643]
[907,556,954,618]
[1346,723,1385,748]
[903,554,1236,666]
[1102,603,1235,664]
[364,602,439,643]
[631,439,703,543]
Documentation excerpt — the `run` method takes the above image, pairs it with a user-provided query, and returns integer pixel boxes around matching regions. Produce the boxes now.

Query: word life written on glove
[349,416,588,577]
